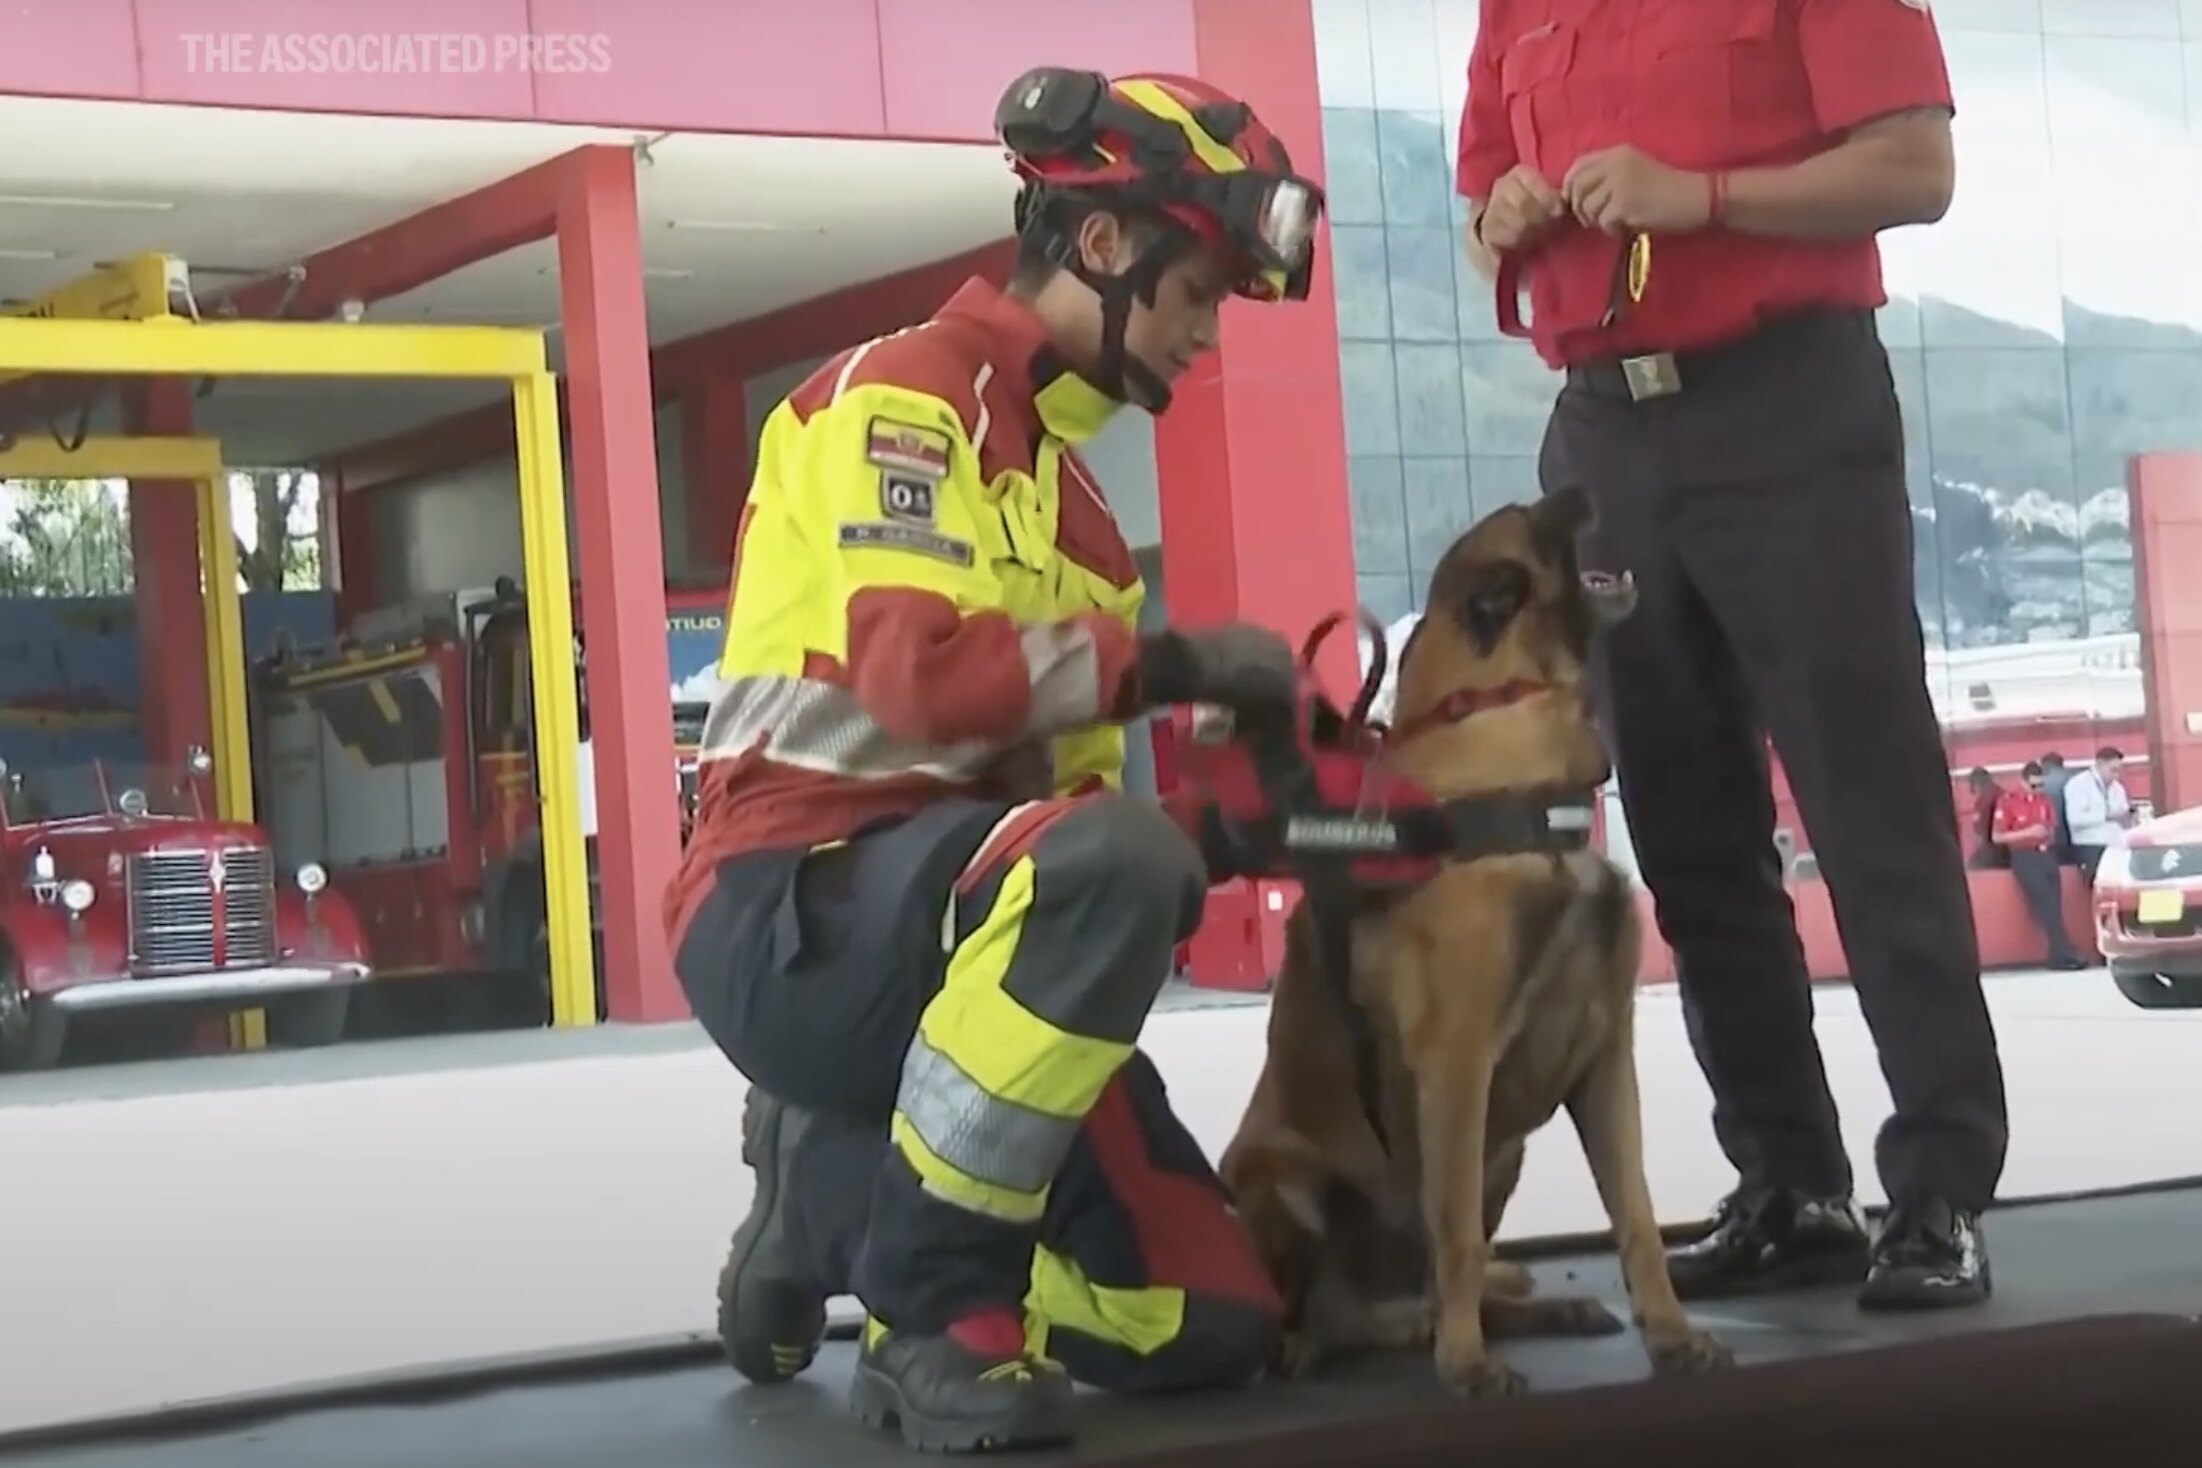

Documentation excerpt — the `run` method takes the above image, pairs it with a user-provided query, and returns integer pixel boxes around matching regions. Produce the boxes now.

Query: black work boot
[1858,1196,1991,1310]
[849,1307,1076,1453]
[716,1089,831,1385]
[1665,1183,1872,1300]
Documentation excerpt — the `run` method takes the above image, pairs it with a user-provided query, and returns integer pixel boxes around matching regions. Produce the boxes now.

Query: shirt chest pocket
[1635,0,1783,167]
[1498,25,1577,180]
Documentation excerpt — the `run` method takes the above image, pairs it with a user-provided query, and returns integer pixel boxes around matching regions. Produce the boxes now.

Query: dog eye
[1459,563,1532,646]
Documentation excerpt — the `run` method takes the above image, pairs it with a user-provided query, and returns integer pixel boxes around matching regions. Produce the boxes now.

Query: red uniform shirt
[1992,789,2056,853]
[1455,0,1954,368]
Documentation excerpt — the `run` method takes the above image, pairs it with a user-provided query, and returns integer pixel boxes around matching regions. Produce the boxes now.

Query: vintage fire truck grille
[127,848,277,972]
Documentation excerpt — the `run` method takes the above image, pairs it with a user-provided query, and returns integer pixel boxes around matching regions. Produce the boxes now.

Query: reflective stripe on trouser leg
[854,797,1209,1337]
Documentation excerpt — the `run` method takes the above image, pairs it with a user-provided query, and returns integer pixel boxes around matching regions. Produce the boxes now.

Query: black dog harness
[1189,612,1602,1149]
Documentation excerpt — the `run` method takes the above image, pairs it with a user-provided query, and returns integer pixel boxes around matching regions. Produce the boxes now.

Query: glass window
[1320,108,1385,226]
[1394,341,1467,455]
[1376,109,1453,227]
[1401,456,1474,583]
[1340,339,1403,457]
[1348,454,1410,577]
[1331,224,1394,340]
[1387,227,1460,341]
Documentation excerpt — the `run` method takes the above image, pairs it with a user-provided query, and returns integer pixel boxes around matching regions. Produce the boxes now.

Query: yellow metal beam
[0,434,222,481]
[0,254,186,391]
[195,470,252,823]
[0,254,183,322]
[514,370,595,1031]
[0,317,546,380]
[0,316,592,1039]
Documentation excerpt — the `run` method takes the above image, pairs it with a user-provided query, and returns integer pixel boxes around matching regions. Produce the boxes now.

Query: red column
[1156,0,1358,989]
[558,144,686,1023]
[2129,454,2202,815]
[680,372,749,580]
[125,379,211,766]
[330,473,378,624]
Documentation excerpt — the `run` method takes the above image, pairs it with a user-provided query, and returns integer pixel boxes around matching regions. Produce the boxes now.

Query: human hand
[1477,165,1568,252]
[1561,146,1713,235]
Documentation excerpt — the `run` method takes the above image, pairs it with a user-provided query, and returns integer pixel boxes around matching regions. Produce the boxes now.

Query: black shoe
[1666,1184,1872,1300]
[849,1310,1075,1453]
[716,1089,831,1385]
[1858,1196,1991,1310]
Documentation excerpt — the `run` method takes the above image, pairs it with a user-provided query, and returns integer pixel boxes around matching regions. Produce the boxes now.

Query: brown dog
[1218,487,1733,1396]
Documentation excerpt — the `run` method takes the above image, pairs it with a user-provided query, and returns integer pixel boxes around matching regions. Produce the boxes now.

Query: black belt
[1564,306,1872,403]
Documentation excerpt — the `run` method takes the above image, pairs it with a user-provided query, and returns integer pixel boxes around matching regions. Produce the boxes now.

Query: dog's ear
[1529,486,1595,557]
[1453,561,1533,654]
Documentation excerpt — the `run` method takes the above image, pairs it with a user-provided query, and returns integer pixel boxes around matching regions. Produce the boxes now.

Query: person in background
[1992,762,2086,971]
[2062,747,2133,883]
[1965,767,2007,871]
[1454,0,2004,1310]
[2037,751,2075,865]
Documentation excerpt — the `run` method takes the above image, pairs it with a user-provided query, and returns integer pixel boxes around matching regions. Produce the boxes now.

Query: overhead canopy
[0,93,1019,467]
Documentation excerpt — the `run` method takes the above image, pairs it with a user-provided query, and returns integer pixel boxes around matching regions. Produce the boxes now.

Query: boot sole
[718,1097,827,1385]
[849,1360,1076,1454]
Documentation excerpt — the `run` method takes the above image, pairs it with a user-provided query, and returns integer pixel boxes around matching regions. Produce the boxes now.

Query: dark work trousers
[673,794,1280,1389]
[1538,306,2009,1213]
[2007,847,2082,965]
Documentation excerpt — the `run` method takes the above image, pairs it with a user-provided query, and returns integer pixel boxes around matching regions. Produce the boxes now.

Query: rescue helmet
[995,67,1325,306]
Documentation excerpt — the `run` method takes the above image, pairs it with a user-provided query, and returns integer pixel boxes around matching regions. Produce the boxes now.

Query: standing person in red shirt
[1456,0,2005,1311]
[1993,762,2087,972]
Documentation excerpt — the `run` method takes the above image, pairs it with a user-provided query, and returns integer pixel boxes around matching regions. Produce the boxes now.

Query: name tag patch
[866,417,952,478]
[839,521,974,568]
[880,472,935,524]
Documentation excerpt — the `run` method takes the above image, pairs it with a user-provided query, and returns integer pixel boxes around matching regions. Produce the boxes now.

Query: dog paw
[1484,1294,1626,1340]
[1482,1260,1534,1301]
[1367,1297,1435,1349]
[1438,1349,1529,1398]
[1646,1327,1734,1376]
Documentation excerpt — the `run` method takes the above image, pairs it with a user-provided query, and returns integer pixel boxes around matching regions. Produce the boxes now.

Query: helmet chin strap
[1036,205,1193,413]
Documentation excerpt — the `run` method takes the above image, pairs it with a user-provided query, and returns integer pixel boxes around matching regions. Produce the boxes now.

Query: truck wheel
[2112,965,2202,1010]
[0,954,65,1071]
[266,988,353,1048]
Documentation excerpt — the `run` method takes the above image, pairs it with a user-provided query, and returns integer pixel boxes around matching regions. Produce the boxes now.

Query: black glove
[1137,624,1298,715]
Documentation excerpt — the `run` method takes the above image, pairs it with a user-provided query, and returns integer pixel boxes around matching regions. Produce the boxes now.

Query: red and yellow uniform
[670,278,1145,897]
[681,67,1325,1454]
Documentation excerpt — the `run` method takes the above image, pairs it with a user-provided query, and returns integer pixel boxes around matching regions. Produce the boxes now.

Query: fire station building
[0,0,2196,1038]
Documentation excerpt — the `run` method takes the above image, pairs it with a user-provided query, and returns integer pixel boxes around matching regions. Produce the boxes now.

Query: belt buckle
[1620,352,1680,401]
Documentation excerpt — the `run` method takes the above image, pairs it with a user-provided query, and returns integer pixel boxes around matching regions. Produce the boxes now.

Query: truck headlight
[62,879,95,914]
[297,863,328,895]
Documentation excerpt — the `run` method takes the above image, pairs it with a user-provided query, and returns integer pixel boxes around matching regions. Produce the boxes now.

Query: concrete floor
[1,967,2196,1435]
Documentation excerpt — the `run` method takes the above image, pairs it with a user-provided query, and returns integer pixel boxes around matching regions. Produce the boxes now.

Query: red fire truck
[247,581,720,1021]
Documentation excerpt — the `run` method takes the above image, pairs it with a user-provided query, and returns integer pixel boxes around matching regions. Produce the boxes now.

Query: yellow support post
[0,316,591,1043]
[0,433,264,1050]
[194,470,252,822]
[513,371,595,1030]
[0,435,252,824]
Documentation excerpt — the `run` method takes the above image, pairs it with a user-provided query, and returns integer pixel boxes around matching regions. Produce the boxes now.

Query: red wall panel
[875,0,1198,139]
[4,0,1202,140]
[0,0,139,99]
[134,0,538,118]
[529,0,885,136]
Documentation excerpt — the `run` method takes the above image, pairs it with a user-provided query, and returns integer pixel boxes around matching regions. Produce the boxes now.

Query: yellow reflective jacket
[671,277,1149,919]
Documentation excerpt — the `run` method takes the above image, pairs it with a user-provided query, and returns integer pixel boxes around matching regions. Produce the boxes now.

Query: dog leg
[1565,1022,1734,1377]
[1474,1139,1625,1339]
[1411,1044,1524,1398]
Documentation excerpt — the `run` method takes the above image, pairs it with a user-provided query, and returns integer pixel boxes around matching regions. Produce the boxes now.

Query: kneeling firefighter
[663,67,1330,1452]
